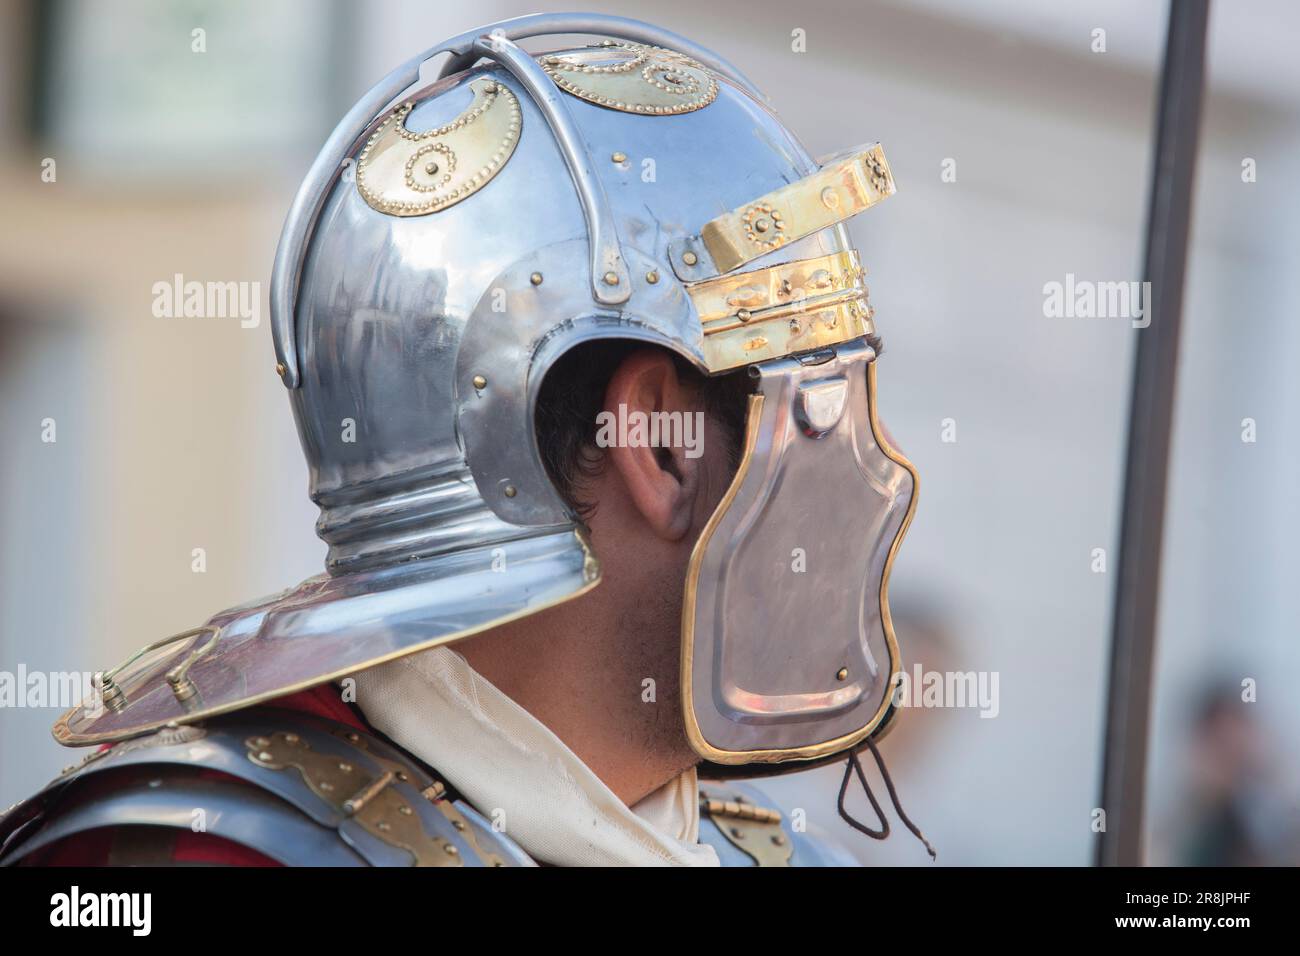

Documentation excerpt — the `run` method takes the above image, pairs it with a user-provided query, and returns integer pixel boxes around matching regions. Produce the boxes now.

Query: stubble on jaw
[611,567,693,769]
[608,433,739,778]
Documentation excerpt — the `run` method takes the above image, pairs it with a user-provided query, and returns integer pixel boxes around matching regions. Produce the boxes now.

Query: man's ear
[602,349,701,541]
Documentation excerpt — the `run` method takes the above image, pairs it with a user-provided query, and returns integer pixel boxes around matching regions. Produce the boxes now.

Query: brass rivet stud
[611,151,627,164]
[737,309,751,323]
[530,272,543,285]
[836,667,849,681]
[444,844,459,856]
[603,271,619,286]
[646,270,659,284]
[472,374,487,390]
[772,833,787,846]
[682,251,698,266]
[730,827,746,840]
[504,485,517,498]
[275,362,286,377]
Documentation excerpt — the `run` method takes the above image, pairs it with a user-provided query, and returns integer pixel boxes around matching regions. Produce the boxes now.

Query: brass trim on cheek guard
[679,358,918,766]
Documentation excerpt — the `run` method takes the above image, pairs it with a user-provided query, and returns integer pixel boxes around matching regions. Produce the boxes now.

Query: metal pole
[1097,0,1210,867]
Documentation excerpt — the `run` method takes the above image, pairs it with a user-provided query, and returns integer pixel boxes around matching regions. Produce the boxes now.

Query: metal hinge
[701,793,794,867]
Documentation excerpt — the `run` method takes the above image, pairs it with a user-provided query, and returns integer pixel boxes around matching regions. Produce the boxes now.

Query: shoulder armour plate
[0,710,533,867]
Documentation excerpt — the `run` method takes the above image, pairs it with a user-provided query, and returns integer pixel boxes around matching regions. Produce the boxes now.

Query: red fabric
[171,831,279,865]
[264,682,368,731]
[28,684,364,866]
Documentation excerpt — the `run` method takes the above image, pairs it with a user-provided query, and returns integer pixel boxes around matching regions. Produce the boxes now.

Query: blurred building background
[0,0,1296,865]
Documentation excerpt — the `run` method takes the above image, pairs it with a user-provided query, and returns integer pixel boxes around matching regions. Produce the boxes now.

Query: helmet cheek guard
[682,340,916,766]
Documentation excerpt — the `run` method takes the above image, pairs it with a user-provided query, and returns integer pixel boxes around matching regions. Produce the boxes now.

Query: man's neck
[456,612,698,806]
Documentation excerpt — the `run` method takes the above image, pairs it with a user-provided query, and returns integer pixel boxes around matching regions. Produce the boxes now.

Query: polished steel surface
[272,12,765,388]
[289,47,833,547]
[55,529,597,743]
[683,340,914,760]
[469,35,631,305]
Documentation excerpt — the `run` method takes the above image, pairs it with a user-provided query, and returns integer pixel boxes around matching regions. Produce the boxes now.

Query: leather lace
[837,739,937,860]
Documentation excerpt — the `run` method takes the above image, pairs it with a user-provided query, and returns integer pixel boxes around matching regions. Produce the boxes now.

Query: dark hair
[534,340,752,518]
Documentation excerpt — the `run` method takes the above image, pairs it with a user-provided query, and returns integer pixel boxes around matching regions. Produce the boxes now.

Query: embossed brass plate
[699,144,895,274]
[246,731,463,866]
[700,793,793,866]
[433,801,507,867]
[687,250,874,372]
[541,40,718,115]
[356,77,522,217]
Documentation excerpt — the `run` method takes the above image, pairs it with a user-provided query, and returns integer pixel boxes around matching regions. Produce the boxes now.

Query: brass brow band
[686,250,874,372]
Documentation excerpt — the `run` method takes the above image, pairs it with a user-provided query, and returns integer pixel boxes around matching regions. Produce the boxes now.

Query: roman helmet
[54,14,917,778]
